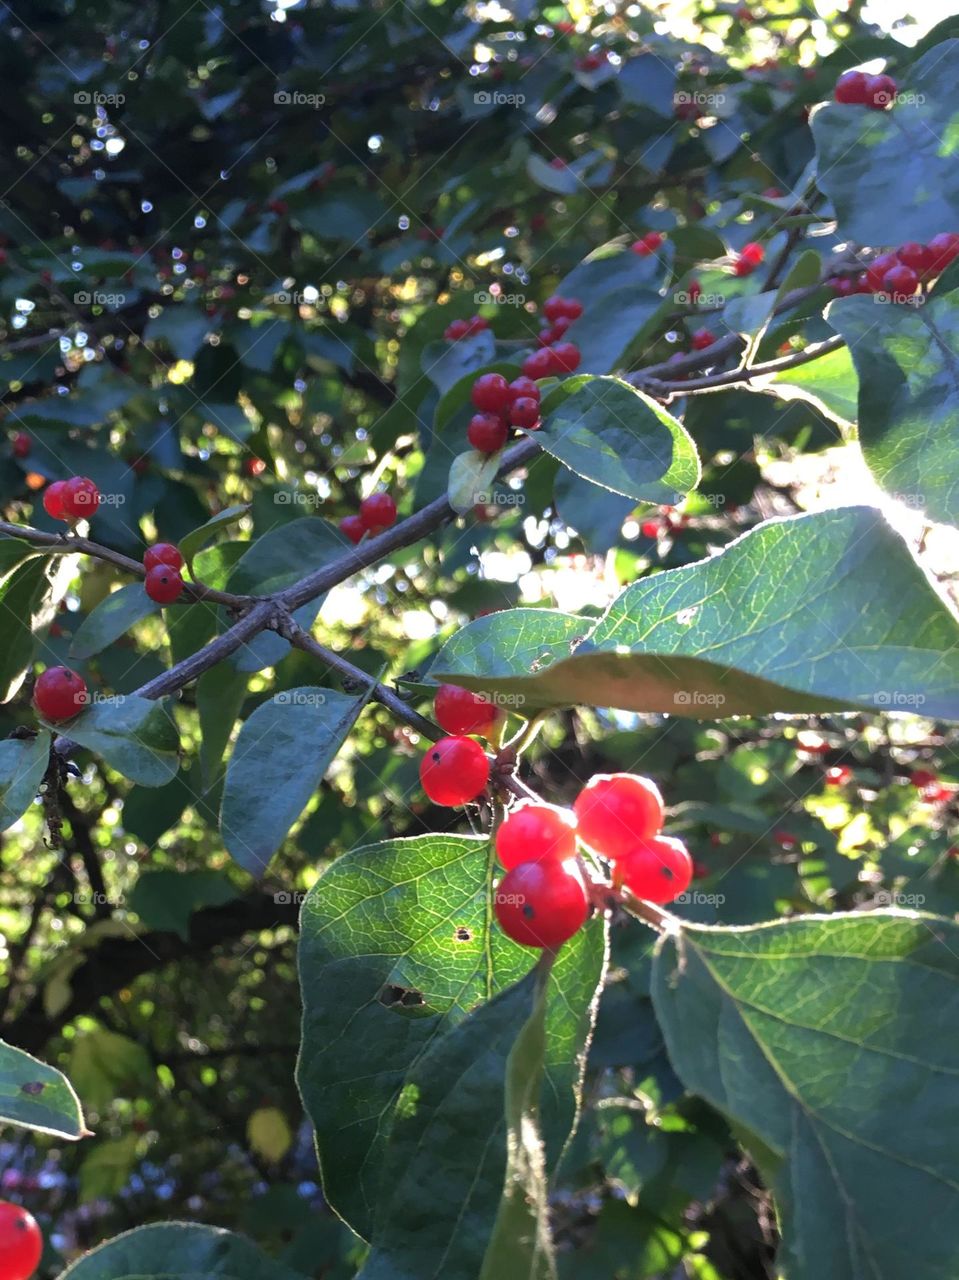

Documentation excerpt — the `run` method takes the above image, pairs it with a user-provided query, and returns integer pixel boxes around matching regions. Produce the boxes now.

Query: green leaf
[197,662,249,791]
[479,958,557,1280]
[0,732,48,832]
[769,341,858,428]
[0,556,55,703]
[432,506,959,719]
[178,503,250,570]
[297,833,607,1242]
[79,1133,140,1203]
[422,330,497,394]
[536,376,700,504]
[553,468,634,554]
[0,1038,87,1139]
[449,449,503,514]
[59,1222,306,1279]
[828,289,959,524]
[143,306,211,359]
[811,40,959,245]
[127,870,240,941]
[220,688,368,875]
[68,1028,153,1112]
[554,244,665,375]
[652,911,959,1280]
[70,584,156,660]
[61,695,180,787]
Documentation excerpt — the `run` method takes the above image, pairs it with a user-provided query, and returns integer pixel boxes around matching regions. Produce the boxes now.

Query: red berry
[33,666,88,722]
[468,412,509,453]
[496,801,578,870]
[549,157,567,170]
[61,476,100,519]
[617,835,692,904]
[245,457,266,477]
[864,73,896,110]
[508,376,540,403]
[911,768,938,789]
[559,298,583,320]
[631,238,655,257]
[339,514,366,544]
[471,373,511,413]
[691,328,715,351]
[143,542,183,572]
[574,772,665,860]
[640,518,662,539]
[740,242,765,266]
[543,295,567,323]
[444,318,470,341]
[828,276,855,297]
[633,230,665,256]
[897,242,932,274]
[882,263,919,299]
[927,232,959,274]
[359,492,397,533]
[834,70,870,104]
[465,315,489,335]
[420,735,490,806]
[825,765,852,786]
[864,250,900,292]
[268,198,289,215]
[12,432,30,458]
[578,52,604,72]
[550,314,572,338]
[434,684,499,736]
[521,349,555,380]
[762,186,784,198]
[509,396,540,430]
[0,1200,43,1280]
[551,342,581,373]
[145,565,185,604]
[537,327,554,348]
[42,480,68,520]
[494,860,588,947]
[688,280,701,303]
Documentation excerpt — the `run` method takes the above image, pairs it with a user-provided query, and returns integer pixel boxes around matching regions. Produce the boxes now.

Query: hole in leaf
[378,983,425,1009]
[454,926,472,942]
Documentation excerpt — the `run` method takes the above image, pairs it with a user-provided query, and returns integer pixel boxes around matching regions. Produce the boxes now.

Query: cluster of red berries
[829,234,959,303]
[42,476,100,522]
[33,665,88,722]
[690,328,715,351]
[640,506,687,540]
[143,542,185,604]
[339,492,398,545]
[0,1199,42,1280]
[533,294,583,356]
[495,774,693,948]
[420,685,499,801]
[834,69,897,110]
[467,373,542,453]
[443,314,489,342]
[732,242,764,277]
[631,231,664,257]
[910,768,956,804]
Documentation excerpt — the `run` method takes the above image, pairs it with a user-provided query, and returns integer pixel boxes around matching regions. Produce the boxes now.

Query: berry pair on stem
[339,492,398,545]
[419,684,501,804]
[42,475,100,521]
[732,242,764,277]
[444,314,489,341]
[834,69,897,110]
[468,374,542,452]
[631,230,664,257]
[143,542,185,604]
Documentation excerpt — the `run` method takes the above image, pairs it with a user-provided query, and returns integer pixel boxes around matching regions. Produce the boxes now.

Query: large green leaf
[828,290,959,524]
[0,556,55,703]
[811,40,959,245]
[127,870,240,941]
[59,1222,306,1279]
[0,731,48,832]
[59,695,180,787]
[70,583,156,660]
[652,911,959,1280]
[0,1038,87,1139]
[769,342,858,429]
[432,506,959,719]
[536,376,699,504]
[297,833,607,1243]
[220,688,368,875]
